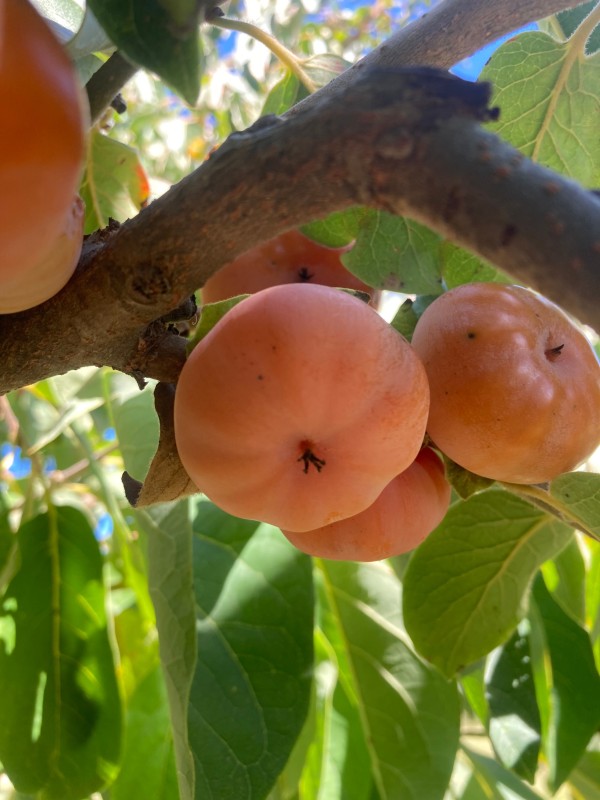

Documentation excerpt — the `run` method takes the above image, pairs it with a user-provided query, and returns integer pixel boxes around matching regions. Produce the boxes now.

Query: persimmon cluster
[174,232,600,562]
[0,0,87,313]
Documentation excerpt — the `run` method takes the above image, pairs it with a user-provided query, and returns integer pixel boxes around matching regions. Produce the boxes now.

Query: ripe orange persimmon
[201,229,379,305]
[411,283,600,484]
[0,195,84,314]
[0,0,87,299]
[174,283,429,532]
[281,447,451,561]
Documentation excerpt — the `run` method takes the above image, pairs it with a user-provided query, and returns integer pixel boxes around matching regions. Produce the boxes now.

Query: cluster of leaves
[1,1,600,799]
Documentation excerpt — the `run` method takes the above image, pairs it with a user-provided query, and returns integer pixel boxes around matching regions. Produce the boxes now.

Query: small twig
[85,51,139,125]
[209,13,318,94]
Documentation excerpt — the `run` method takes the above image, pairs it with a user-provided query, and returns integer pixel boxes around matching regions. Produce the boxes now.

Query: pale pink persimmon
[201,229,379,306]
[282,447,451,561]
[174,283,429,531]
[411,283,600,484]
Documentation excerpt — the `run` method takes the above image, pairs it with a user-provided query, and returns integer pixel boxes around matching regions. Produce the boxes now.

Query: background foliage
[1,1,600,799]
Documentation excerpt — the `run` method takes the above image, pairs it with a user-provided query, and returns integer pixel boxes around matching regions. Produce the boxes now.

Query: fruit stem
[209,15,318,94]
[298,447,326,474]
[500,480,600,543]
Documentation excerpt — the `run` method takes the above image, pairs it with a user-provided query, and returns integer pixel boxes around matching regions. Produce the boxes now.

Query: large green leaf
[548,471,600,539]
[569,749,600,800]
[531,574,600,791]
[485,622,541,781]
[403,490,573,677]
[541,536,586,625]
[318,559,460,800]
[0,506,122,799]
[87,0,203,104]
[80,129,150,234]
[481,31,600,186]
[112,664,179,800]
[190,502,314,800]
[140,500,197,800]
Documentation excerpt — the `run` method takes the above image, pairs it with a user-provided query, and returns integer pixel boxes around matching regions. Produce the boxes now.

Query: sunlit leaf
[112,664,179,800]
[0,506,121,799]
[541,536,586,625]
[482,31,600,186]
[441,242,510,288]
[462,746,546,799]
[190,503,313,800]
[531,574,600,790]
[403,490,573,677]
[318,559,460,800]
[113,390,160,482]
[80,128,150,234]
[261,71,299,116]
[485,621,541,781]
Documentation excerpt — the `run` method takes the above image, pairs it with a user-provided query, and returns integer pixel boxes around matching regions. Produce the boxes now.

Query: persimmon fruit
[174,283,429,532]
[281,447,451,561]
[411,283,600,484]
[201,229,379,305]
[0,0,88,307]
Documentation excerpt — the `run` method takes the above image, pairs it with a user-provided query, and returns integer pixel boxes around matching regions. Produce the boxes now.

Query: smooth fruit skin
[201,229,379,305]
[281,448,451,561]
[411,283,600,484]
[0,195,84,313]
[174,283,429,532]
[0,0,88,287]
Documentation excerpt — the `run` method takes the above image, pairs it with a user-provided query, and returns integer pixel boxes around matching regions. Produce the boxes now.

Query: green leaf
[442,458,495,501]
[80,128,150,234]
[548,471,600,539]
[485,621,541,781]
[342,211,444,294]
[460,664,488,726]
[301,207,367,249]
[190,502,314,800]
[0,507,122,799]
[112,664,179,800]
[403,490,573,677]
[531,574,600,790]
[0,515,15,593]
[541,536,586,625]
[462,746,546,800]
[318,559,460,800]
[261,72,300,116]
[140,500,197,800]
[441,242,510,288]
[481,31,600,186]
[569,749,600,800]
[113,390,160,482]
[554,1,600,55]
[188,294,249,353]
[86,0,203,104]
[389,298,419,340]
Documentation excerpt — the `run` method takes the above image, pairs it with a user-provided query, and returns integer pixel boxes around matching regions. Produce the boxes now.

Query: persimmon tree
[1,1,600,799]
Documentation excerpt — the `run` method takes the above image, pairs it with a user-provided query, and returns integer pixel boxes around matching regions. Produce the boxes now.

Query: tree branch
[286,0,590,116]
[1,69,599,396]
[85,51,138,124]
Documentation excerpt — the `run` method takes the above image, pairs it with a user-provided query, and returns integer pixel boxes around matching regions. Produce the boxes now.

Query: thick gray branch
[1,69,599,396]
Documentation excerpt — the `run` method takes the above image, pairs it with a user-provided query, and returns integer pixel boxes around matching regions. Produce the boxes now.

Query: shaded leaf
[342,211,444,294]
[80,128,150,234]
[485,622,541,781]
[555,0,600,55]
[482,31,600,186]
[531,574,600,790]
[261,72,300,116]
[87,0,203,104]
[140,500,197,800]
[403,490,573,677]
[441,242,510,288]
[319,559,460,800]
[0,507,121,799]
[302,207,367,248]
[548,471,600,539]
[569,749,600,800]
[190,503,313,800]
